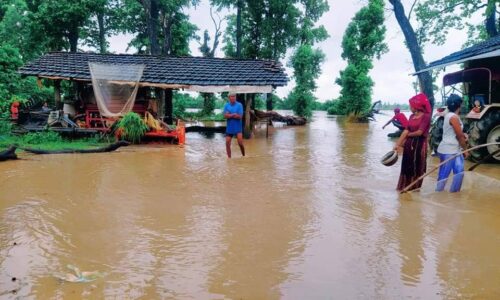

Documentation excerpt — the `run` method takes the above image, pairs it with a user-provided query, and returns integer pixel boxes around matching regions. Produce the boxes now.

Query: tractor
[429,58,500,162]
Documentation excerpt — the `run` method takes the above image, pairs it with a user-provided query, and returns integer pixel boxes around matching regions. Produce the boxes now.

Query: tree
[289,0,329,118]
[289,44,325,117]
[215,0,301,60]
[121,0,199,55]
[388,0,499,110]
[212,0,244,57]
[33,0,101,52]
[335,0,387,119]
[414,0,499,46]
[81,0,124,53]
[198,8,223,115]
[0,0,43,60]
[388,0,435,109]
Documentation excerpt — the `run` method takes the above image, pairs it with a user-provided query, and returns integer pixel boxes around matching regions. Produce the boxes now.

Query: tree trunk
[97,11,107,54]
[236,0,242,58]
[485,0,498,38]
[162,16,174,55]
[68,25,79,52]
[164,89,173,124]
[147,0,160,55]
[389,0,435,110]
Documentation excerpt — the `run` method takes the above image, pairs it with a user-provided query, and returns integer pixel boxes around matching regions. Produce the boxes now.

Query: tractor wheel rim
[486,125,500,160]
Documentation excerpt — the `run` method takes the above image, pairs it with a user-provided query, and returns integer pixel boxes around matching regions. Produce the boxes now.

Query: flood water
[1,111,499,299]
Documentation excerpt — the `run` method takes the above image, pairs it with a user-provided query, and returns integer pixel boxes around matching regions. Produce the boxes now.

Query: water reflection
[0,111,499,298]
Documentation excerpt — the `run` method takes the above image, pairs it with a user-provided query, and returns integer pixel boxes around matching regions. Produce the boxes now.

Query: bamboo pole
[400,142,500,194]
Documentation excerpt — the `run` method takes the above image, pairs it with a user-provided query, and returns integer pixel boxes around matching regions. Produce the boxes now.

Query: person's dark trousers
[392,120,405,131]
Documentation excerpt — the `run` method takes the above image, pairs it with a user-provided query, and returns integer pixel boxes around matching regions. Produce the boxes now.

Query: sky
[108,0,468,104]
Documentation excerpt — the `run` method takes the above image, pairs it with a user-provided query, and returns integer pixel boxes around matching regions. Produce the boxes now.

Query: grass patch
[0,131,109,152]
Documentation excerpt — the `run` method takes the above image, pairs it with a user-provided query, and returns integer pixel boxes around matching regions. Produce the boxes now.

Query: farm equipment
[430,66,500,162]
[425,35,500,163]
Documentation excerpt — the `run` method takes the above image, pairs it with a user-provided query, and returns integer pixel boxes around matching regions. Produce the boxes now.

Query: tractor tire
[467,109,500,163]
[429,117,444,154]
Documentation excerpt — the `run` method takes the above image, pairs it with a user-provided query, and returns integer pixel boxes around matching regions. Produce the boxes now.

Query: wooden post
[164,88,173,124]
[157,88,165,119]
[266,93,273,111]
[243,94,253,139]
[54,80,61,109]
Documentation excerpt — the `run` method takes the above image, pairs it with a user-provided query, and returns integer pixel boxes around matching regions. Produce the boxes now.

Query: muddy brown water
[1,111,499,299]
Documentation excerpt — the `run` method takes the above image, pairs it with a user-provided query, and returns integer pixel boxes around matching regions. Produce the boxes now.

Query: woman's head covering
[446,94,462,112]
[409,93,431,113]
[394,107,400,113]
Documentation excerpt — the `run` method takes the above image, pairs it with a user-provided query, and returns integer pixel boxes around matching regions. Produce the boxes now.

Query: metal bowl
[381,150,398,166]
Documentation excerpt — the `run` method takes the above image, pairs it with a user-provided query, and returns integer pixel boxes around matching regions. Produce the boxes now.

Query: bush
[326,100,345,115]
[0,119,12,135]
[116,112,148,144]
[21,131,62,144]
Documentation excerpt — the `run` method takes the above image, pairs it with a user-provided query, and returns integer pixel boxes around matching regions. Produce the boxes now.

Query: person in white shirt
[435,94,469,192]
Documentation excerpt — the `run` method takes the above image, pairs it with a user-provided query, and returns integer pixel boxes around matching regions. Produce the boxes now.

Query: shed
[19,52,288,135]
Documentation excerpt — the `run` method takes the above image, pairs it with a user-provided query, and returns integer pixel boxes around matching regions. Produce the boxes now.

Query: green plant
[116,112,148,144]
[22,131,63,144]
[0,119,12,135]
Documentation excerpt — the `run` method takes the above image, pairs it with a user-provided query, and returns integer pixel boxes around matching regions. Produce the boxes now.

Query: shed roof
[18,52,288,91]
[415,35,500,73]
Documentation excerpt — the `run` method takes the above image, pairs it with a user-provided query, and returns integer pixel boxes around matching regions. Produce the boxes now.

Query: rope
[400,142,500,194]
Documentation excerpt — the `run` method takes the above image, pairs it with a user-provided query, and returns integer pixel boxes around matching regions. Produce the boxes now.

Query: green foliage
[288,0,329,118]
[33,0,101,52]
[415,0,499,46]
[0,44,24,101]
[335,0,387,120]
[116,112,148,144]
[326,100,344,115]
[0,131,109,152]
[21,131,63,144]
[81,0,124,53]
[288,88,314,118]
[312,99,334,111]
[216,0,301,60]
[121,0,199,55]
[289,44,325,118]
[290,44,325,92]
[0,118,12,135]
[269,94,290,110]
[200,93,216,115]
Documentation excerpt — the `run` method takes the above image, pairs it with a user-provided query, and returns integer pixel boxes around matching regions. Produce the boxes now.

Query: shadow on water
[0,111,499,298]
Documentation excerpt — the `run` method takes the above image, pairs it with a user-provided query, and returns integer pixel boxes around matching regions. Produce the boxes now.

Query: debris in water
[55,265,104,283]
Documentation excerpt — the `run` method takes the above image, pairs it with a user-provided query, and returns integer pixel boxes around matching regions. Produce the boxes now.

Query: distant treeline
[174,93,346,113]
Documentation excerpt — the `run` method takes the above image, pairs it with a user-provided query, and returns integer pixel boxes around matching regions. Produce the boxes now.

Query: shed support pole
[266,93,273,111]
[54,80,61,109]
[243,93,253,139]
[164,88,173,125]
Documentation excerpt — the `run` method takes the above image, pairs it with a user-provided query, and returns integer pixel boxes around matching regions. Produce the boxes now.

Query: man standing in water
[223,93,245,158]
